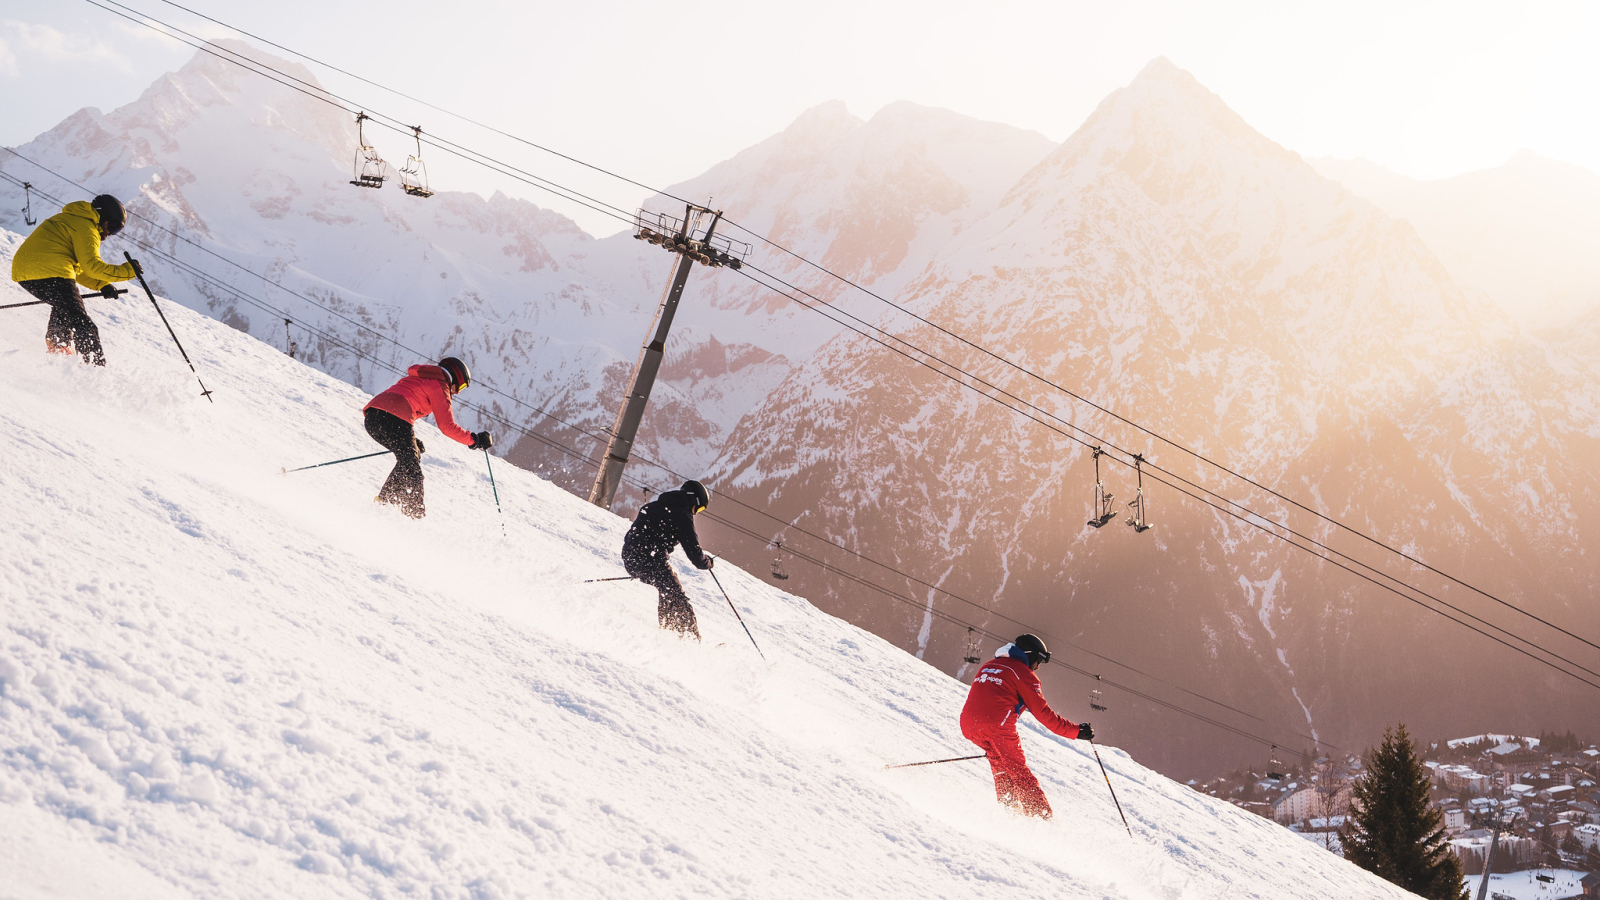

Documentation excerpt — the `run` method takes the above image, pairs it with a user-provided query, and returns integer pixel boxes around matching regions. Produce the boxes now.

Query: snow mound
[0,229,1414,898]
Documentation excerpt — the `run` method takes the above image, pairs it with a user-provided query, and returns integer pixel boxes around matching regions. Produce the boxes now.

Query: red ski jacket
[960,650,1082,740]
[363,365,474,446]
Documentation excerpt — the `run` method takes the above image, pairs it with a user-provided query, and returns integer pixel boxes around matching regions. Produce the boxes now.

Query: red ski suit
[960,651,1082,818]
[363,365,474,446]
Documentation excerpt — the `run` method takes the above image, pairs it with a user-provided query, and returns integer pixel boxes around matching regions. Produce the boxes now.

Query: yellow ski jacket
[10,201,138,290]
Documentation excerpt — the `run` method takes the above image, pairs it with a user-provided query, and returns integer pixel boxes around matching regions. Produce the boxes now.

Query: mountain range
[3,44,1596,777]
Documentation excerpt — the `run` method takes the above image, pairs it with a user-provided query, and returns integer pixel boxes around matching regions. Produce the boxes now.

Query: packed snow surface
[1470,869,1588,900]
[0,229,1417,898]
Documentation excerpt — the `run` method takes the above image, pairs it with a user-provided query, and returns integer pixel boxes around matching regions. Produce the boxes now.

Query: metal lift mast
[587,203,748,510]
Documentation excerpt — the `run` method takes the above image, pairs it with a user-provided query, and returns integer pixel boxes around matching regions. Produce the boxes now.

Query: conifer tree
[1339,724,1467,900]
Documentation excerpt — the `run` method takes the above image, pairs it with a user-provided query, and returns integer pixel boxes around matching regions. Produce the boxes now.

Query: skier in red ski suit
[960,634,1091,819]
[361,357,491,519]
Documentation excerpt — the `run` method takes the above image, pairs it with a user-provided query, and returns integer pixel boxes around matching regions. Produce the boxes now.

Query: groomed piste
[0,228,1416,899]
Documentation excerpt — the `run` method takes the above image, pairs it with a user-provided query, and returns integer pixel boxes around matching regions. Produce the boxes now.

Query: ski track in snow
[0,234,1416,899]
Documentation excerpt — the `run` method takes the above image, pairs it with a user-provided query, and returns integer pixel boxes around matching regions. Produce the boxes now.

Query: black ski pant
[364,408,425,519]
[623,550,700,639]
[20,278,105,366]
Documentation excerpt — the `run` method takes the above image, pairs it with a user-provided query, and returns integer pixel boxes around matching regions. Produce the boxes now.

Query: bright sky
[2,0,1596,236]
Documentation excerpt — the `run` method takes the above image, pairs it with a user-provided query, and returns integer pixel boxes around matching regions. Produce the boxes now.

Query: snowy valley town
[2,3,1598,900]
[1200,733,1600,896]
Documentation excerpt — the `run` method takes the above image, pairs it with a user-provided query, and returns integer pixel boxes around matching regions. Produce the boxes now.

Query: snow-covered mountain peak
[107,38,349,164]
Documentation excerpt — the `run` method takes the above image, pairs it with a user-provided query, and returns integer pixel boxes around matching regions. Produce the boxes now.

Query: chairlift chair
[21,181,37,226]
[1090,675,1108,711]
[962,627,981,665]
[769,540,790,581]
[399,126,433,198]
[1125,453,1153,533]
[349,113,387,189]
[1267,745,1287,781]
[1087,447,1118,528]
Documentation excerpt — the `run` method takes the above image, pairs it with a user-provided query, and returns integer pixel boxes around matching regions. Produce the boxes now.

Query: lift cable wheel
[400,125,433,198]
[350,112,387,189]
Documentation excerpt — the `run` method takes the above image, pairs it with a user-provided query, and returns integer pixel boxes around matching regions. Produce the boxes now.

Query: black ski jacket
[623,489,710,569]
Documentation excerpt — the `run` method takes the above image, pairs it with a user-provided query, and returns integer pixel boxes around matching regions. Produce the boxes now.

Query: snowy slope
[0,230,1420,899]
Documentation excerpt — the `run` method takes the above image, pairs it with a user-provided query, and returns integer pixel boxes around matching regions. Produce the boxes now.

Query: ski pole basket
[350,113,387,189]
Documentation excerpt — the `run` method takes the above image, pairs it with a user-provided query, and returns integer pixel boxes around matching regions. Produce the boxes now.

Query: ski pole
[709,568,765,661]
[582,576,637,583]
[125,253,212,402]
[281,449,393,474]
[484,449,505,536]
[884,754,986,770]
[1091,739,1133,838]
[1,289,127,310]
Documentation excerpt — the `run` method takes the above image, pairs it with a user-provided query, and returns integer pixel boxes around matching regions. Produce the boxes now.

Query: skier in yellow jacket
[10,195,139,366]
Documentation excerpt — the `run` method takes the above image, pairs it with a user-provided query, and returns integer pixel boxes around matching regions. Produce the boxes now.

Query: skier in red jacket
[960,634,1092,819]
[362,357,491,519]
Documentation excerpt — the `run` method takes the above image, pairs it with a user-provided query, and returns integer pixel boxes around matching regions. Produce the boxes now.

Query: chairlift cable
[28,15,1600,738]
[82,0,646,232]
[144,0,696,208]
[82,0,1600,660]
[10,144,1600,696]
[726,259,1600,690]
[0,167,1357,756]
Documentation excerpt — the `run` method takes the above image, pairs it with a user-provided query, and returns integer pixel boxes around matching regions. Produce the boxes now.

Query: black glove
[128,258,143,278]
[469,432,493,451]
[1077,722,1094,741]
[413,438,425,455]
[99,284,119,300]
[699,554,715,571]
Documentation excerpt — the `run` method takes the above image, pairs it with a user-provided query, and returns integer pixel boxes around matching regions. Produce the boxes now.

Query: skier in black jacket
[623,480,714,638]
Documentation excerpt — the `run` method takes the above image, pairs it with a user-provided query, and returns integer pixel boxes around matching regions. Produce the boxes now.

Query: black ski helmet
[682,480,710,511]
[1013,633,1050,668]
[439,357,470,392]
[90,194,126,236]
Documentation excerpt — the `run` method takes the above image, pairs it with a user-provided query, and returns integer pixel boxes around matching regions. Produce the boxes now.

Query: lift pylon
[587,204,751,510]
